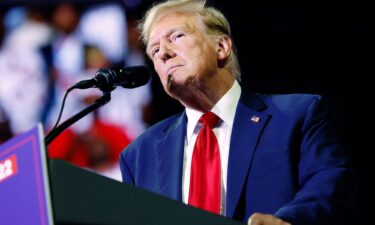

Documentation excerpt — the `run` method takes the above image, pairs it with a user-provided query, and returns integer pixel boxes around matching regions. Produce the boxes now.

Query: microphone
[73,66,150,90]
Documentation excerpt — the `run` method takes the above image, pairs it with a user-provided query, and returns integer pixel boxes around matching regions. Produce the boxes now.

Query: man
[119,1,356,225]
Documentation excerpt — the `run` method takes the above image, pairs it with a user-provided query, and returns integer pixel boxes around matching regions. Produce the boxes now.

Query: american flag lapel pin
[250,115,260,123]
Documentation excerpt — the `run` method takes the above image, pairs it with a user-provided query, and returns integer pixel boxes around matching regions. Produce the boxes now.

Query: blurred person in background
[0,6,51,135]
[96,17,153,140]
[44,2,149,180]
[48,45,131,181]
[0,2,147,181]
[41,2,86,132]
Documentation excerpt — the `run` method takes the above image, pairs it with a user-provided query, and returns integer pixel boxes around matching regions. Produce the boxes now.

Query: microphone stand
[44,91,112,146]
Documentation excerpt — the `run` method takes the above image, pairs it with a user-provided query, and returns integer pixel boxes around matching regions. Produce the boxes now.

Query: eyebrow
[147,27,184,53]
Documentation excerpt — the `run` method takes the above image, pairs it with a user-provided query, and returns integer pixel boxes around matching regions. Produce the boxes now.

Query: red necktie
[188,112,221,214]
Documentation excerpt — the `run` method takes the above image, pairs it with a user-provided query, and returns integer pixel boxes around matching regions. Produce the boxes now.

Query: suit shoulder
[258,93,323,106]
[122,112,184,154]
[256,93,328,114]
[144,112,185,135]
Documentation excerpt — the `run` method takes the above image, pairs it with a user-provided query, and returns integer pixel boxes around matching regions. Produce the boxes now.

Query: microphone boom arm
[44,91,111,146]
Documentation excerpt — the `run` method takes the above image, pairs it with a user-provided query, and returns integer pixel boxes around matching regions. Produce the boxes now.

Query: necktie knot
[199,112,220,129]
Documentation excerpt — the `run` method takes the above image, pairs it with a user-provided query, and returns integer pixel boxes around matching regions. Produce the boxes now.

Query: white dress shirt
[182,80,241,215]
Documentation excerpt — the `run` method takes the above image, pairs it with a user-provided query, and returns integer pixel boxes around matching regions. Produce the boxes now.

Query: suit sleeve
[275,96,358,225]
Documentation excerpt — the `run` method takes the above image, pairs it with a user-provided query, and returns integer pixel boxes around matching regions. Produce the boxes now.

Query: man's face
[147,12,219,99]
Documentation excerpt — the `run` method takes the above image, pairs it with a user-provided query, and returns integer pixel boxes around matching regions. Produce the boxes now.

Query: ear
[217,35,232,62]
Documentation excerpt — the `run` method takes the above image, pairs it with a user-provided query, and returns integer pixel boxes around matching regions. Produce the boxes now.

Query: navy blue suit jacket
[120,91,356,225]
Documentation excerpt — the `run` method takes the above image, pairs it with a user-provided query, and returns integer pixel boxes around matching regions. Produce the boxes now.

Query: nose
[157,40,176,62]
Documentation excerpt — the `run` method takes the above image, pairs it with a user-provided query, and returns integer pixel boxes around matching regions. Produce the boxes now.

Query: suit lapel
[156,113,187,201]
[153,91,270,214]
[226,91,270,217]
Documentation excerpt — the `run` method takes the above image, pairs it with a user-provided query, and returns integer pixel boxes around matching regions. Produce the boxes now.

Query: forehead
[148,11,202,43]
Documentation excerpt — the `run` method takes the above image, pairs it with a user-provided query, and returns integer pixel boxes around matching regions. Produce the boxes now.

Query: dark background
[1,0,373,223]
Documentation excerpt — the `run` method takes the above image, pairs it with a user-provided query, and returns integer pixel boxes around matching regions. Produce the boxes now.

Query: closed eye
[172,32,185,41]
[151,48,160,57]
[176,33,184,38]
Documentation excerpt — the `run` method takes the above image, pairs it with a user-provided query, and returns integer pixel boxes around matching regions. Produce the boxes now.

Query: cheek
[154,65,168,85]
[153,62,164,77]
[188,44,215,67]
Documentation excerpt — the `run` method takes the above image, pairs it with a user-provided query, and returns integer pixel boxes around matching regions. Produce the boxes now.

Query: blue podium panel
[0,124,53,225]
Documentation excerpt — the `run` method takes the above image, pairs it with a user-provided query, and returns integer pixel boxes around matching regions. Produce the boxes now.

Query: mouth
[166,65,181,76]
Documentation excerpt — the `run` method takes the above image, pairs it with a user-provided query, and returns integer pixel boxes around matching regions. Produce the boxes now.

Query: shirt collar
[185,80,242,143]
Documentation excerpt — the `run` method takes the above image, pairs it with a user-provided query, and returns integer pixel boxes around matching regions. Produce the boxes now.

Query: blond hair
[138,0,241,81]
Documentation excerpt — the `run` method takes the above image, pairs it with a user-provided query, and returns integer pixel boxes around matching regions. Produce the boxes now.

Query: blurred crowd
[0,1,152,181]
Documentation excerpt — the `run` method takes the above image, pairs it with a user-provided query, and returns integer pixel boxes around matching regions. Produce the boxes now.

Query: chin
[166,82,185,101]
[166,73,197,95]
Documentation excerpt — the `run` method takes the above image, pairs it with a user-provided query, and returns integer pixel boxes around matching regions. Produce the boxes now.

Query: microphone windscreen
[117,66,151,88]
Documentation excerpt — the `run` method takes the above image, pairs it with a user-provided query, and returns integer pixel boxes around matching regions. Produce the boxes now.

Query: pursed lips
[166,65,182,75]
